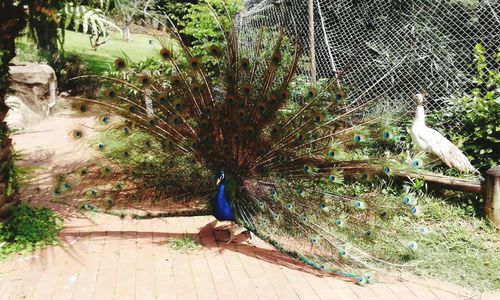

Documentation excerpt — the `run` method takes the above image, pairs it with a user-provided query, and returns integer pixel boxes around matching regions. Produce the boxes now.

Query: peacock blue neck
[214,178,235,221]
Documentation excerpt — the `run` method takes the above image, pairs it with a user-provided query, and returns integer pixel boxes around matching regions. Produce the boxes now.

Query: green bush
[167,0,243,79]
[428,44,499,172]
[457,44,499,170]
[45,51,96,95]
[0,204,63,257]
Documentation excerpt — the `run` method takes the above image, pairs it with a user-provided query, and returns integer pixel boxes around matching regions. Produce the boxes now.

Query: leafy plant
[61,2,121,50]
[456,44,500,170]
[428,45,499,170]
[44,51,96,95]
[169,0,243,79]
[0,204,63,258]
[426,44,499,172]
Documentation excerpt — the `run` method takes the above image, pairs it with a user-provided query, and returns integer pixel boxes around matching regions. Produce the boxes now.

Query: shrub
[166,0,243,80]
[428,44,499,172]
[457,44,500,170]
[0,204,63,248]
[44,51,96,95]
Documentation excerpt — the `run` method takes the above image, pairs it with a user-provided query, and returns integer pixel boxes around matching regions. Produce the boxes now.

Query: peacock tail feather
[53,11,462,282]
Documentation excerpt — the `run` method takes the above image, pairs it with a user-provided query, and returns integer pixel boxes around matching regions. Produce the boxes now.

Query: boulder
[5,64,57,129]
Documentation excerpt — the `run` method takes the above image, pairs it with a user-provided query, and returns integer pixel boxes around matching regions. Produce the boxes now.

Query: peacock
[410,93,476,173]
[51,12,461,284]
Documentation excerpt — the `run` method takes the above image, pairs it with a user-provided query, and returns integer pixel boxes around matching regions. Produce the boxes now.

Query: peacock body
[52,14,464,283]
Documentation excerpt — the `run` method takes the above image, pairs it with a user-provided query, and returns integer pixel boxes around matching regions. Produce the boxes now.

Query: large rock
[5,64,57,129]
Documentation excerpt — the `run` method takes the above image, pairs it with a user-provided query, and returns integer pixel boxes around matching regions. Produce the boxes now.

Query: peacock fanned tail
[54,12,441,282]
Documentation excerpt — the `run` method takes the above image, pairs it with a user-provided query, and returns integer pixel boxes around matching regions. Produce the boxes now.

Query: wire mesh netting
[237,0,500,126]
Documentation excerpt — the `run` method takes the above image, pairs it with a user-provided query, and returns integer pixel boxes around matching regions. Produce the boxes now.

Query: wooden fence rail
[393,167,499,226]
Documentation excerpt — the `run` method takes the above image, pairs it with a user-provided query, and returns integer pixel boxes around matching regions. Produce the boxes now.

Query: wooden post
[485,167,500,227]
[308,0,317,82]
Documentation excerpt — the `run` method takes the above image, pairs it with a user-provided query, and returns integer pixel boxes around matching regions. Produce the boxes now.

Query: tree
[114,0,157,41]
[0,0,29,216]
[26,0,63,53]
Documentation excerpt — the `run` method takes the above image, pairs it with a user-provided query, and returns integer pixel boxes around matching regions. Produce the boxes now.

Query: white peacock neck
[414,103,426,126]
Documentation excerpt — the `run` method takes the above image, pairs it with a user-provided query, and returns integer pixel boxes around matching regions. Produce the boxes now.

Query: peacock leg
[226,221,236,244]
[248,231,257,247]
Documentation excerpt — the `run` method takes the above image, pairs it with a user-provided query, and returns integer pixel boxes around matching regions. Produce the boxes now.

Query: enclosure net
[237,0,500,126]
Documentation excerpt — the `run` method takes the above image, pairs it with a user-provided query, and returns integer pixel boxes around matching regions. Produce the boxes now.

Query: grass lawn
[16,30,164,74]
[63,30,163,73]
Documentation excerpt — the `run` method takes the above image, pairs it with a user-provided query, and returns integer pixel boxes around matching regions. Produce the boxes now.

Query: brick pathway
[1,213,499,300]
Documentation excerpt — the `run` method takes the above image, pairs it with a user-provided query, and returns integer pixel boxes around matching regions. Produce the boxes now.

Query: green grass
[385,191,500,291]
[16,30,164,74]
[62,30,163,74]
[166,235,202,252]
[0,204,63,260]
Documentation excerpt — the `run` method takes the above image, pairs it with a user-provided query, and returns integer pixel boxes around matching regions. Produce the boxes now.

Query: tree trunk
[28,2,60,53]
[123,25,130,42]
[34,18,58,52]
[0,0,26,218]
